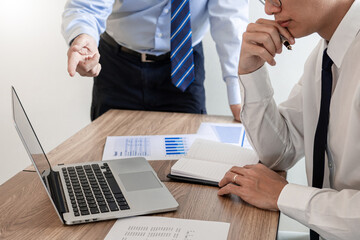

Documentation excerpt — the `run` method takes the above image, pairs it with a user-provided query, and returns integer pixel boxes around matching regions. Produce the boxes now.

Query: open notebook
[168,139,258,186]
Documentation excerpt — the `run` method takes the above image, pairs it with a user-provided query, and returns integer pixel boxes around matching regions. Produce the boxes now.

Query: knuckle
[258,47,267,56]
[79,64,89,73]
[245,176,255,185]
[264,37,273,48]
[70,45,79,52]
[89,68,98,76]
[230,166,237,171]
[255,18,265,24]
[96,65,102,76]
[226,171,233,179]
[261,32,271,42]
[255,163,265,170]
[269,26,278,35]
[242,31,250,40]
[246,169,256,177]
[246,23,255,31]
[225,184,235,192]
[269,29,278,36]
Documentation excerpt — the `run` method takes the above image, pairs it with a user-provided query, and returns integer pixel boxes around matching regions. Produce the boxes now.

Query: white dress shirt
[62,0,249,105]
[238,1,360,239]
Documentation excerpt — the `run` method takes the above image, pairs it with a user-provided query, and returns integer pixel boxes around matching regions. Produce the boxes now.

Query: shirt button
[329,162,333,168]
[158,33,163,38]
[164,9,169,13]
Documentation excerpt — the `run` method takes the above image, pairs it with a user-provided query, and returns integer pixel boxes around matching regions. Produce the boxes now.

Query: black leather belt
[101,32,170,63]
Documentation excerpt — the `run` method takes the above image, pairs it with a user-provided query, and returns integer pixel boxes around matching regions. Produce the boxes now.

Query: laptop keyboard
[62,163,130,217]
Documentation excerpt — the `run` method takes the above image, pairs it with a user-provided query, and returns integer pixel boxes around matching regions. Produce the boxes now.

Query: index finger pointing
[67,51,83,77]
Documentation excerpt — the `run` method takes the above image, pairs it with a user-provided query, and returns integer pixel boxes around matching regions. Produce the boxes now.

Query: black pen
[280,35,292,50]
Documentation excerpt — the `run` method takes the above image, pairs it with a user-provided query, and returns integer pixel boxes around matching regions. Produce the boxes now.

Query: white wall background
[0,0,93,185]
[1,0,320,235]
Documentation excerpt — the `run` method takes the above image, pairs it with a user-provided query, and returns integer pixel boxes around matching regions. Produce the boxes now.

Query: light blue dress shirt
[62,0,248,105]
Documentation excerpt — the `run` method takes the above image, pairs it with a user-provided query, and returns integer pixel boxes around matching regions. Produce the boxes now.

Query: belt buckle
[141,53,154,63]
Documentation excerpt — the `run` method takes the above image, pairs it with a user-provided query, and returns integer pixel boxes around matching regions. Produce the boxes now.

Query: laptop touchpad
[118,171,163,192]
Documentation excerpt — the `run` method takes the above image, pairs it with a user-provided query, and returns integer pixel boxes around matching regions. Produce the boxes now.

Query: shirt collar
[327,0,360,68]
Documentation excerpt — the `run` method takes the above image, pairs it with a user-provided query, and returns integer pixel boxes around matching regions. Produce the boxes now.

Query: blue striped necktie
[170,0,195,92]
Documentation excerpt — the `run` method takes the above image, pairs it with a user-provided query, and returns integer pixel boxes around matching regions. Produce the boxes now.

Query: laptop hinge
[47,170,68,217]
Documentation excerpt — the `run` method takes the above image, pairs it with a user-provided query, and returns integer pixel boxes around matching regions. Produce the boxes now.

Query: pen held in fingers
[280,35,292,50]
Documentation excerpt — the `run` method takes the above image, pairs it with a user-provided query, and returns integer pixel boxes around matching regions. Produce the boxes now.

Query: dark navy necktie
[310,49,333,240]
[170,0,195,92]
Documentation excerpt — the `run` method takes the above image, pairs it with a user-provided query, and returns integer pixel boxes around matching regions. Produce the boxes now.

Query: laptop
[11,86,178,225]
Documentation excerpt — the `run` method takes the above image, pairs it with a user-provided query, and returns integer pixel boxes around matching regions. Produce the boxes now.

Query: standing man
[62,0,248,120]
[218,0,360,239]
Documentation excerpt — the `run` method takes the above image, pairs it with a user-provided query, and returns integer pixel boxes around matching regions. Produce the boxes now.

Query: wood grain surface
[0,110,280,240]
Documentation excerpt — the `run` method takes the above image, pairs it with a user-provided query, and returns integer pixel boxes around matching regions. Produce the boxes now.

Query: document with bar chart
[102,134,199,161]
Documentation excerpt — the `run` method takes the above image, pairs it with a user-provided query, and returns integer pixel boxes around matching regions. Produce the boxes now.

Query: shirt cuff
[66,28,100,46]
[225,77,241,105]
[238,65,274,104]
[277,183,317,227]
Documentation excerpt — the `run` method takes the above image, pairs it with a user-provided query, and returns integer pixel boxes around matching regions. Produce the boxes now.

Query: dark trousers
[91,38,206,121]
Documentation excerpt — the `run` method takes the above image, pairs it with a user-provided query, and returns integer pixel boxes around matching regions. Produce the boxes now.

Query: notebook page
[186,139,258,166]
[171,158,233,182]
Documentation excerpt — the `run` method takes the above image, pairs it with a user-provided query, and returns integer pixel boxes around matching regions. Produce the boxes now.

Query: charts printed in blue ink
[120,137,150,157]
[103,134,198,161]
[164,137,190,156]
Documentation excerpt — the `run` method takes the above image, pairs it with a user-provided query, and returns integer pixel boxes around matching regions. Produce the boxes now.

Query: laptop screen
[11,87,52,182]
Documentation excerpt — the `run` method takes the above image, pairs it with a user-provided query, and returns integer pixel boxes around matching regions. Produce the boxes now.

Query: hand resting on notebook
[218,163,288,211]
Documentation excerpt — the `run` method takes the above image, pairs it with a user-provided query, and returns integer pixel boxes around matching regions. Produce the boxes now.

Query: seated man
[218,0,360,239]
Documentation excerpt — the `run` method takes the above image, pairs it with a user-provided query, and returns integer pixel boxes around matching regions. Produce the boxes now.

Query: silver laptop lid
[11,87,64,223]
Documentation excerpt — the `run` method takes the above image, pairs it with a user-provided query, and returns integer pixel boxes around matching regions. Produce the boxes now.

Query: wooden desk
[0,110,280,240]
